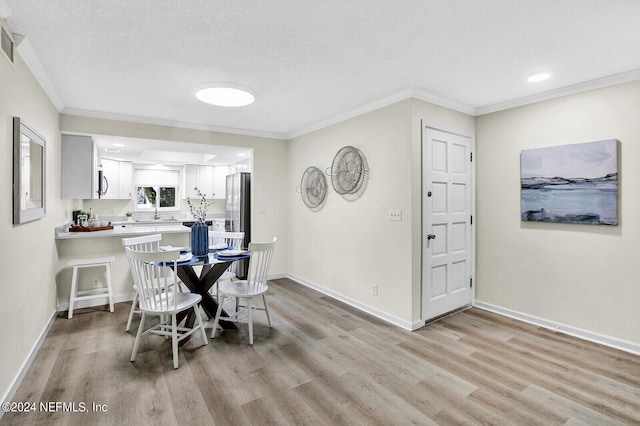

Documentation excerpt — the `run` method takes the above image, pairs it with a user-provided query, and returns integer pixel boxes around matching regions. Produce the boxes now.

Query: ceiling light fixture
[195,83,255,107]
[527,72,551,83]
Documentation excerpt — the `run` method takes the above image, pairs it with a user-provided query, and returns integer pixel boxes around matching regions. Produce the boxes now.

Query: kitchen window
[134,168,180,212]
[136,186,177,210]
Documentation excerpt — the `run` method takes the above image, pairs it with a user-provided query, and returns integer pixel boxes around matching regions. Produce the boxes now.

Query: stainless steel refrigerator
[225,172,250,278]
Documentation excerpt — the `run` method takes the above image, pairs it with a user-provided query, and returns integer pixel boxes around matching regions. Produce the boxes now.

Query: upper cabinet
[100,158,133,199]
[184,164,213,199]
[61,134,98,199]
[61,134,133,199]
[184,164,229,199]
[213,165,229,200]
[184,164,227,199]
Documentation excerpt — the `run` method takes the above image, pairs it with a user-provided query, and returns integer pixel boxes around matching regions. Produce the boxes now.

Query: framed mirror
[13,117,46,224]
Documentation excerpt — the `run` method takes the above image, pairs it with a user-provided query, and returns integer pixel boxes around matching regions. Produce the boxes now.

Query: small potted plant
[125,211,134,222]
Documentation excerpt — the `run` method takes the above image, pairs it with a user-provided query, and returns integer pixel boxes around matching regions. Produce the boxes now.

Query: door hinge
[470,277,473,288]
[470,152,473,162]
[471,215,473,225]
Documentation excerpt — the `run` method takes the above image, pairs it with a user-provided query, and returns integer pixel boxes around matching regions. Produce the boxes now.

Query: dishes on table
[216,249,248,257]
[159,245,190,254]
[178,252,193,263]
[209,243,229,250]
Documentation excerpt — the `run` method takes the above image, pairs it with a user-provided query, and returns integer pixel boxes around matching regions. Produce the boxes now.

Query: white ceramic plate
[216,250,247,257]
[209,243,229,250]
[160,245,187,252]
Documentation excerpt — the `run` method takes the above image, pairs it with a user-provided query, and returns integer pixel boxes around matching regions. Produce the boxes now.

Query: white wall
[0,54,73,402]
[288,99,474,327]
[475,80,640,345]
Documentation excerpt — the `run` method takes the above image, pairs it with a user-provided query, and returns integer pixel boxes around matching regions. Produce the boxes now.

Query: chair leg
[195,305,208,345]
[131,313,146,362]
[126,292,138,332]
[68,266,78,319]
[262,294,272,327]
[105,262,114,313]
[172,313,179,369]
[248,297,254,345]
[211,295,226,339]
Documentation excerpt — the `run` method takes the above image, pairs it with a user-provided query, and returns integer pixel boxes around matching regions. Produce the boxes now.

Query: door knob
[427,234,436,240]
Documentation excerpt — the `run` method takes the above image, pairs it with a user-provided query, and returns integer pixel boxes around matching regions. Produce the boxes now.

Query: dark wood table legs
[175,259,237,331]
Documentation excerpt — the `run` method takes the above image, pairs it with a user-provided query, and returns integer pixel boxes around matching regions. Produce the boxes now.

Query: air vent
[0,18,14,67]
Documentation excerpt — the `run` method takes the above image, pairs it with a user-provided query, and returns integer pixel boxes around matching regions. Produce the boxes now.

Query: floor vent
[1,19,15,67]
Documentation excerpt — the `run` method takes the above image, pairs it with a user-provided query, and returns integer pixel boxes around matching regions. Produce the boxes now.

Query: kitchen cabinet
[118,161,133,199]
[184,165,214,198]
[61,134,98,199]
[101,158,133,199]
[229,159,251,174]
[61,135,132,199]
[213,165,228,199]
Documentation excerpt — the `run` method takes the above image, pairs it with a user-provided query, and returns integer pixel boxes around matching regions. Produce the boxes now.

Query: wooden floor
[2,278,640,425]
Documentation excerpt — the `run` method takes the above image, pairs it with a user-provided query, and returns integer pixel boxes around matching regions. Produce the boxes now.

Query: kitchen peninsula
[55,221,194,314]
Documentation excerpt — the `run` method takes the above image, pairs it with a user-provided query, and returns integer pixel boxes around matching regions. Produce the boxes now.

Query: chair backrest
[245,237,277,294]
[122,233,163,251]
[124,247,181,312]
[122,234,163,286]
[209,231,245,249]
[210,231,245,274]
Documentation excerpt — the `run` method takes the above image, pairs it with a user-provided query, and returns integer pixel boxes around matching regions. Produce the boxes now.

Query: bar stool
[68,256,115,319]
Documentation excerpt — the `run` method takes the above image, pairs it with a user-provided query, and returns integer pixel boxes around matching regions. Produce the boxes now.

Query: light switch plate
[388,209,402,221]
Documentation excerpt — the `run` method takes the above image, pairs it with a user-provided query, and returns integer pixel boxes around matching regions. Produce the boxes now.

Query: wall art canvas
[521,139,618,225]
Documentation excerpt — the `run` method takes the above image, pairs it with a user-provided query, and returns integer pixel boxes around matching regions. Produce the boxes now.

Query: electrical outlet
[388,209,402,221]
[372,283,378,296]
[93,279,100,289]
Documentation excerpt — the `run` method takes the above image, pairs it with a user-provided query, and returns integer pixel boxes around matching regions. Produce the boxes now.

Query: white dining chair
[211,237,277,345]
[126,247,208,369]
[122,233,182,332]
[208,231,245,297]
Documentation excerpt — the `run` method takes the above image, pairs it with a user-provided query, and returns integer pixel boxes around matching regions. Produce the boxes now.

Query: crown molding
[287,88,476,139]
[476,69,640,116]
[15,36,65,111]
[61,108,289,140]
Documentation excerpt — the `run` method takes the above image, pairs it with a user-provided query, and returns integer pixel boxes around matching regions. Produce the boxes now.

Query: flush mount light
[527,72,551,83]
[195,83,255,107]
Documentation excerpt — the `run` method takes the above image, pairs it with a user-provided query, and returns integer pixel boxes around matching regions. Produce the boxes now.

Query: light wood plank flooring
[2,278,639,425]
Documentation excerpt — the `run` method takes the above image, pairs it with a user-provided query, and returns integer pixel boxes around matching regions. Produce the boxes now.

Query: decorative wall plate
[300,166,328,210]
[329,146,368,195]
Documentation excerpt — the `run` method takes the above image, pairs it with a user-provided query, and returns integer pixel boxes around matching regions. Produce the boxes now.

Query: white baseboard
[475,301,640,356]
[1,309,57,416]
[284,273,420,331]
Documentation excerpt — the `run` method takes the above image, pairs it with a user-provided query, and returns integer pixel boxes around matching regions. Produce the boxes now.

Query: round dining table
[173,251,250,338]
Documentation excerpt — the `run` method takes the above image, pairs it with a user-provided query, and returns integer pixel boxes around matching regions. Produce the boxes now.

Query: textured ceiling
[3,0,640,140]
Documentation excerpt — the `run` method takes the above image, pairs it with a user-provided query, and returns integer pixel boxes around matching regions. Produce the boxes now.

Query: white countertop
[55,224,191,240]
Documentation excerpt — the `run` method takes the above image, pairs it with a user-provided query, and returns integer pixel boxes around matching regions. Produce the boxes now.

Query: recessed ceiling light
[528,72,551,83]
[112,143,125,147]
[195,83,255,107]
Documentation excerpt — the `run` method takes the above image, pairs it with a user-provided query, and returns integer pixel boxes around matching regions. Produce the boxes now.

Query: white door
[422,126,473,322]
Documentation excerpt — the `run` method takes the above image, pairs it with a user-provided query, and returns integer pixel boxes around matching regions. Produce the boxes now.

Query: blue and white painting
[521,139,618,225]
